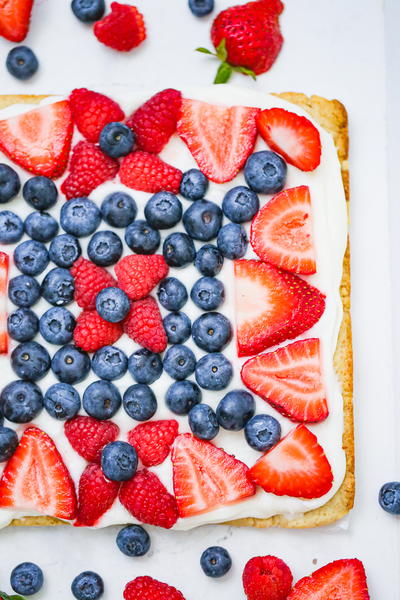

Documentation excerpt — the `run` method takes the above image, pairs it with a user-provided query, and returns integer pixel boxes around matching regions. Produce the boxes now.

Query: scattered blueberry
[49,234,82,268]
[0,426,18,461]
[44,382,81,420]
[245,414,281,451]
[191,277,224,311]
[0,163,20,203]
[116,524,151,557]
[163,311,191,344]
[166,380,201,415]
[39,306,75,344]
[244,151,287,194]
[83,380,121,420]
[51,344,91,384]
[101,441,138,481]
[8,275,40,308]
[23,176,58,210]
[7,308,39,342]
[1,380,43,423]
[163,232,195,267]
[10,562,44,596]
[0,210,24,244]
[99,122,134,158]
[125,219,160,254]
[92,345,128,381]
[200,546,232,578]
[60,197,101,237]
[88,230,123,266]
[157,277,188,311]
[11,341,51,381]
[195,244,223,277]
[71,0,105,22]
[144,191,182,229]
[216,390,255,431]
[95,287,130,322]
[128,348,162,384]
[195,353,233,390]
[6,46,39,80]
[123,384,157,421]
[41,267,75,306]
[24,211,59,242]
[101,191,137,228]
[14,240,49,276]
[222,186,259,223]
[217,223,248,259]
[379,482,400,515]
[183,199,222,241]
[180,168,208,200]
[192,312,232,352]
[71,571,104,600]
[163,344,196,380]
[188,403,219,440]
[189,0,214,17]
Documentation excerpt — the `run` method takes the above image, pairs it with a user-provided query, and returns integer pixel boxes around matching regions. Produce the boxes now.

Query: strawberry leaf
[214,62,233,84]
[1,591,27,600]
[215,38,228,62]
[196,47,215,55]
[233,65,257,80]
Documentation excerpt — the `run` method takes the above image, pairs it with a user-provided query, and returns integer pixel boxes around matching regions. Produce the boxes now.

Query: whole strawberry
[94,2,146,52]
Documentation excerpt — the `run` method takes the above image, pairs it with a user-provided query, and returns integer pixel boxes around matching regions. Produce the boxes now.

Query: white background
[0,0,399,598]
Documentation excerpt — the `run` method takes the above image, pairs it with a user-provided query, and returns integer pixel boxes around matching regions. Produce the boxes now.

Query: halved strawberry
[0,100,73,178]
[250,186,316,274]
[249,424,333,499]
[0,252,9,354]
[177,99,260,183]
[234,259,325,357]
[0,0,34,42]
[75,463,120,527]
[0,426,77,520]
[287,559,370,600]
[241,339,328,423]
[257,107,321,171]
[171,433,256,518]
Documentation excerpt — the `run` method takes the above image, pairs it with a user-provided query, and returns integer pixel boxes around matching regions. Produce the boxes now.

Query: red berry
[69,88,125,143]
[94,2,146,52]
[0,0,34,42]
[64,416,120,464]
[74,310,123,352]
[75,463,120,527]
[123,297,167,353]
[243,555,293,600]
[0,252,9,354]
[114,254,169,301]
[119,151,182,194]
[70,257,117,310]
[124,576,186,600]
[128,420,179,467]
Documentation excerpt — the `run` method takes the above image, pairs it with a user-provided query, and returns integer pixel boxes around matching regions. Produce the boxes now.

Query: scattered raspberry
[74,310,123,352]
[124,576,186,600]
[123,297,167,353]
[94,2,146,52]
[119,151,182,194]
[243,555,293,600]
[128,420,179,467]
[75,463,120,527]
[114,254,169,301]
[70,257,117,310]
[64,416,119,464]
[69,88,125,143]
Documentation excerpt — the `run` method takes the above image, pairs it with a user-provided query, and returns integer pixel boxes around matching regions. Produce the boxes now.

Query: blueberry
[217,223,248,259]
[192,312,232,352]
[7,308,38,342]
[379,482,400,515]
[0,163,20,203]
[166,380,201,415]
[49,234,82,268]
[14,240,49,276]
[99,122,134,158]
[0,210,24,244]
[180,168,208,200]
[92,345,128,381]
[195,244,223,277]
[163,344,196,380]
[200,546,231,578]
[52,344,91,384]
[245,414,281,451]
[39,307,76,344]
[24,211,59,242]
[144,192,182,229]
[183,199,222,241]
[71,0,105,22]
[163,311,191,344]
[116,524,150,557]
[191,277,224,311]
[188,0,214,17]
[157,277,188,311]
[83,380,121,420]
[8,275,40,308]
[222,186,260,223]
[195,353,233,390]
[216,390,255,431]
[10,562,44,596]
[88,230,123,266]
[0,426,18,461]
[128,348,162,384]
[188,403,219,440]
[244,151,287,194]
[41,267,75,306]
[95,287,130,322]
[125,220,160,254]
[6,46,39,80]
[101,440,138,481]
[11,341,51,381]
[1,380,43,423]
[44,383,81,420]
[60,197,101,237]
[71,571,104,600]
[23,176,58,210]
[123,384,157,421]
[163,232,195,267]
[101,191,137,228]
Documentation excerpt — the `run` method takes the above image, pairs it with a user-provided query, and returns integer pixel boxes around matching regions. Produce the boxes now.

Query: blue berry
[379,482,400,515]
[144,192,182,229]
[183,199,222,241]
[71,0,105,22]
[8,275,40,308]
[123,384,157,421]
[10,562,44,596]
[195,353,232,390]
[191,277,224,311]
[163,232,195,267]
[83,380,121,420]
[24,211,59,242]
[163,311,191,344]
[101,440,138,481]
[217,223,248,259]
[128,349,162,384]
[116,524,150,557]
[95,286,130,322]
[192,312,232,352]
[99,122,134,158]
[41,267,75,306]
[125,219,160,254]
[52,344,91,384]
[244,151,287,194]
[44,383,81,420]
[11,341,50,381]
[216,390,255,431]
[14,240,49,276]
[166,380,201,415]
[0,426,18,461]
[180,168,208,200]
[49,234,81,268]
[92,345,128,380]
[0,210,23,244]
[71,571,104,600]
[195,244,223,277]
[88,230,123,266]
[244,414,281,452]
[200,546,231,578]
[60,197,101,237]
[1,380,43,423]
[163,344,196,380]
[8,308,38,342]
[0,163,20,203]
[222,186,259,223]
[157,277,188,311]
[188,403,219,440]
[101,191,137,228]
[39,307,75,344]
[188,0,214,17]
[23,176,58,210]
[6,46,39,80]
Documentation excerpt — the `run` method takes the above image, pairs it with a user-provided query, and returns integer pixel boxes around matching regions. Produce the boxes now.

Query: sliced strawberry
[0,252,9,354]
[257,107,321,172]
[0,100,73,178]
[75,463,120,527]
[119,151,182,194]
[249,424,333,499]
[0,0,34,42]
[114,254,169,301]
[171,433,256,518]
[234,259,325,357]
[69,88,125,143]
[250,186,316,274]
[64,416,119,464]
[128,420,179,467]
[0,426,77,519]
[241,339,328,423]
[177,99,260,183]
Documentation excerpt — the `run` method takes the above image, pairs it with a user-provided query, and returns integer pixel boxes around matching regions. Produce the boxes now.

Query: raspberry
[69,88,125,143]
[119,151,182,194]
[75,463,120,527]
[114,254,168,301]
[94,2,146,52]
[74,310,123,352]
[124,576,186,600]
[128,420,179,467]
[242,555,293,600]
[64,416,119,464]
[126,89,182,154]
[119,469,178,529]
[70,257,116,310]
[123,297,167,353]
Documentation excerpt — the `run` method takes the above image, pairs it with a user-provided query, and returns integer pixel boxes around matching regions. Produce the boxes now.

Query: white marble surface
[0,0,398,598]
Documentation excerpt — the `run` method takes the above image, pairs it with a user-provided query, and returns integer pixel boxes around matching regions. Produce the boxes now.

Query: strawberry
[128,420,179,467]
[250,186,316,274]
[94,2,146,52]
[0,426,77,520]
[70,257,117,310]
[0,252,9,354]
[243,555,293,600]
[64,416,119,464]
[114,254,169,301]
[124,576,186,600]
[257,108,322,172]
[69,88,125,143]
[75,463,120,527]
[241,338,328,423]
[61,141,119,200]
[126,89,182,154]
[287,559,370,600]
[171,433,256,518]
[249,424,333,499]
[119,151,182,194]
[234,259,325,357]
[177,99,259,183]
[119,469,178,529]
[0,100,73,178]
[123,296,167,353]
[74,310,123,352]
[0,0,34,42]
